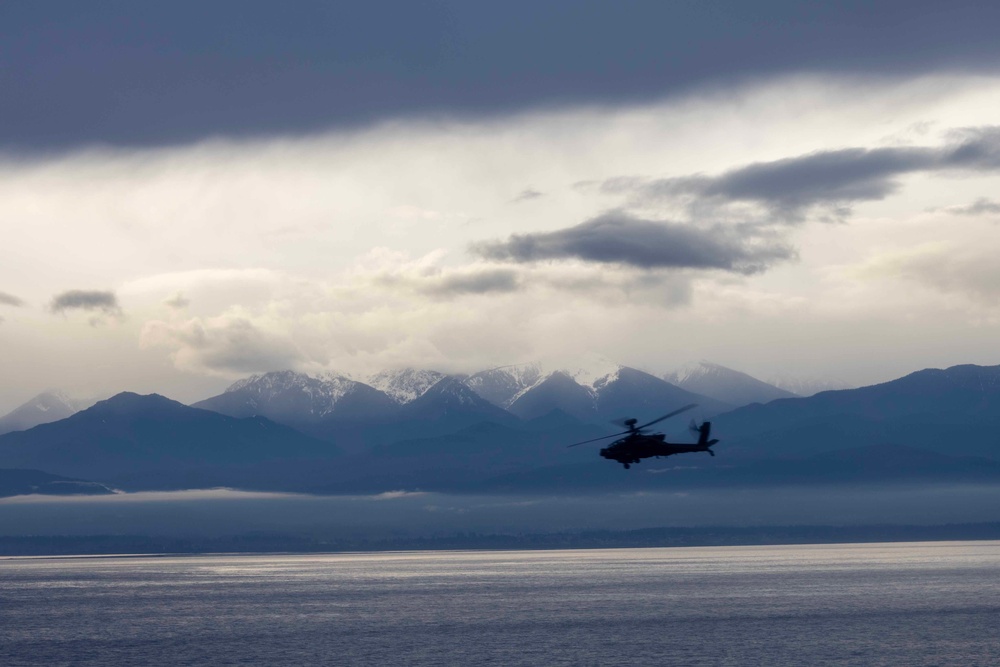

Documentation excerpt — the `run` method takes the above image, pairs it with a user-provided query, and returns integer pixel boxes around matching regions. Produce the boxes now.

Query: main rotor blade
[635,404,698,431]
[567,430,630,447]
[567,404,698,447]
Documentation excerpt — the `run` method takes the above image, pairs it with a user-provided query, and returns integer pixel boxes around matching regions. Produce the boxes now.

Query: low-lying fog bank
[3,484,1000,540]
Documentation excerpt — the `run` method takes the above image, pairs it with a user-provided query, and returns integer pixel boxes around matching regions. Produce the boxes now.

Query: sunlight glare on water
[2,542,999,666]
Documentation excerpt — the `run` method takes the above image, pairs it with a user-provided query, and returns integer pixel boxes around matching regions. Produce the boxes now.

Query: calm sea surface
[2,542,999,666]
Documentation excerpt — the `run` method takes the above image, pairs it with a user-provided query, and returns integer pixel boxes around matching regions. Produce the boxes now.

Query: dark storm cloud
[613,127,1000,222]
[472,212,795,274]
[0,291,25,307]
[49,290,121,315]
[4,1,1000,149]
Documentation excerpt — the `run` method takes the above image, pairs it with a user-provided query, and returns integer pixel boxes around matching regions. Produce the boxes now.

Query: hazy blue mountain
[508,371,597,421]
[0,390,83,435]
[507,366,730,425]
[3,363,997,496]
[666,362,797,407]
[0,392,339,490]
[319,416,604,494]
[397,377,518,426]
[712,364,1000,460]
[765,373,853,397]
[593,367,732,423]
[304,432,1000,495]
[471,442,1000,493]
[193,370,523,452]
[0,468,115,498]
[386,364,1000,493]
[192,370,398,424]
[464,363,544,408]
[288,375,522,452]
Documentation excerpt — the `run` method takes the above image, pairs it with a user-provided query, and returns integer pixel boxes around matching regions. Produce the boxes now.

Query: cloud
[943,197,1000,216]
[5,3,1000,150]
[374,265,522,298]
[354,248,696,314]
[141,315,304,375]
[423,268,521,296]
[366,490,429,501]
[471,211,795,274]
[606,127,1000,223]
[511,188,544,203]
[49,290,122,317]
[121,269,282,294]
[164,292,191,309]
[3,74,1000,399]
[858,243,1000,304]
[0,291,25,307]
[361,250,692,302]
[119,269,283,309]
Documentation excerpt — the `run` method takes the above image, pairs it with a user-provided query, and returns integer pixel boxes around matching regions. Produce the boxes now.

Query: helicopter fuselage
[567,405,718,469]
[599,431,717,469]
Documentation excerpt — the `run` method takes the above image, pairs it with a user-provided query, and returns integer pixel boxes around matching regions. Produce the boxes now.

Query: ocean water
[1,542,999,666]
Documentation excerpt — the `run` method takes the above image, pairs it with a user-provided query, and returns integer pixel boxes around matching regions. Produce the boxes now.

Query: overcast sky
[2,2,1000,412]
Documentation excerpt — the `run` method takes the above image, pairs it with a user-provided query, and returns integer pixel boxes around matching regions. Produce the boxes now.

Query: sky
[2,2,1000,412]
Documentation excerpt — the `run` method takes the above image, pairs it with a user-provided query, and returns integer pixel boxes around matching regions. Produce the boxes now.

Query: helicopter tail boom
[696,421,719,448]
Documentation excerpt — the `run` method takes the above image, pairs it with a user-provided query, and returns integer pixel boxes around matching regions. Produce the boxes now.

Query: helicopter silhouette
[568,404,718,469]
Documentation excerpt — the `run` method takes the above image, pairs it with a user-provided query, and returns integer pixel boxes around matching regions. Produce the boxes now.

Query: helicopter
[568,404,718,469]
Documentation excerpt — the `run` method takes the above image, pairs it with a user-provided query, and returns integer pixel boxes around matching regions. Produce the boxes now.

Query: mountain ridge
[666,361,797,406]
[0,390,86,435]
[0,392,339,490]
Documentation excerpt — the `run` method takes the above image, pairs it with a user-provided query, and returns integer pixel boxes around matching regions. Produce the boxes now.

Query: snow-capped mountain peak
[590,367,624,392]
[366,368,447,404]
[32,389,77,413]
[209,370,380,419]
[463,363,545,408]
[563,357,624,390]
[666,361,713,386]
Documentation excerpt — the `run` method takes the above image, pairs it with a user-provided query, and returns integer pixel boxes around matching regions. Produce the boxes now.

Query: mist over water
[3,484,1000,540]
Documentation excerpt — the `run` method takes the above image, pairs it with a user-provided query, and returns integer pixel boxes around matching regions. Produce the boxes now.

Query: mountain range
[0,393,339,490]
[0,361,801,437]
[0,362,997,496]
[186,364,730,445]
[711,364,1000,460]
[192,370,398,425]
